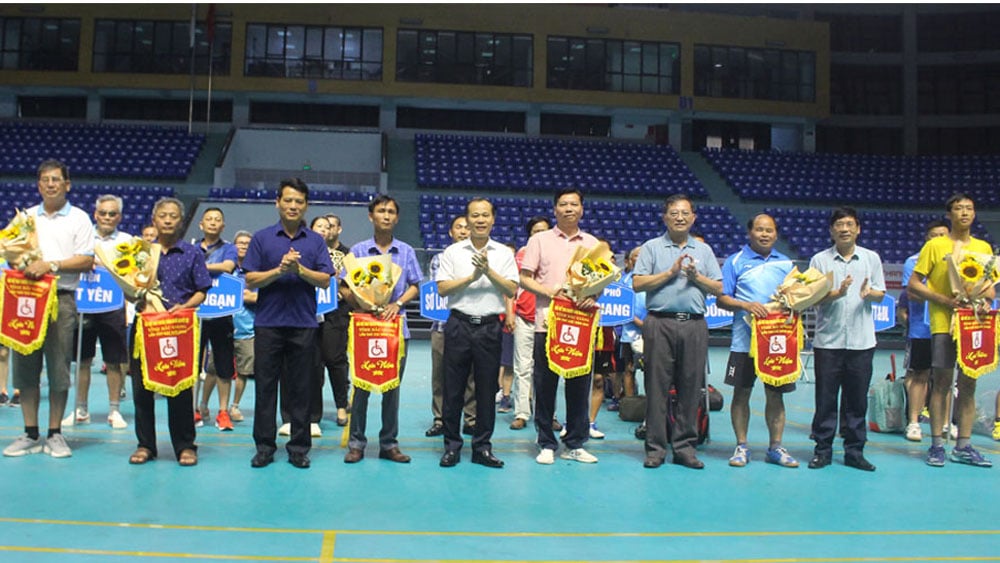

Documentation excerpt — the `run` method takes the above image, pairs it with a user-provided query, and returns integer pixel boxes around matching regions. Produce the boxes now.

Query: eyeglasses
[666,210,693,218]
[832,220,857,229]
[96,210,120,217]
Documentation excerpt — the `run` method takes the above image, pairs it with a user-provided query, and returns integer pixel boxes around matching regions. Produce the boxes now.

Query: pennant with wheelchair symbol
[0,269,59,355]
[348,312,404,393]
[545,297,599,379]
[750,311,804,387]
[133,308,200,397]
[952,308,998,379]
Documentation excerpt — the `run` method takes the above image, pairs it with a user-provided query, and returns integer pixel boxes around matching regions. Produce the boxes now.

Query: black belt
[648,311,704,321]
[451,310,501,326]
[57,289,74,296]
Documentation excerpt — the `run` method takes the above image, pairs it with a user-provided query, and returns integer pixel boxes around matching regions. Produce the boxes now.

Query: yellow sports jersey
[913,235,992,334]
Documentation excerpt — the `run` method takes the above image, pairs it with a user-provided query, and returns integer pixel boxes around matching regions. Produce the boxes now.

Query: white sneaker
[44,434,72,458]
[905,422,922,442]
[278,422,291,436]
[589,423,605,439]
[3,434,43,457]
[108,411,128,430]
[310,423,322,437]
[535,448,555,465]
[62,407,90,427]
[943,423,958,440]
[559,425,567,438]
[560,447,598,463]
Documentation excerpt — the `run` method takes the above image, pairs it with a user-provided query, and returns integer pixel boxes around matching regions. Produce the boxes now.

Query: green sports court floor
[1,344,998,562]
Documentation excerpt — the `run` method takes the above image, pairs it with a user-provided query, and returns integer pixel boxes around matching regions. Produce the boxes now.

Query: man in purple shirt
[243,179,334,470]
[343,195,423,465]
[128,197,211,467]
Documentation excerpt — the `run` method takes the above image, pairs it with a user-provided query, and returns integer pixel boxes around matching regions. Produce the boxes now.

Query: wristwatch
[49,260,60,273]
[395,300,404,309]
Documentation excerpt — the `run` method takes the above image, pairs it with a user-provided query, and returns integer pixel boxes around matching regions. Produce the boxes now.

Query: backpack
[868,354,906,433]
[667,387,710,445]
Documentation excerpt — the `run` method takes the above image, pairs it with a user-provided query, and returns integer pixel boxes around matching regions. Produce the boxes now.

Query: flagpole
[187,3,197,135]
[206,40,213,134]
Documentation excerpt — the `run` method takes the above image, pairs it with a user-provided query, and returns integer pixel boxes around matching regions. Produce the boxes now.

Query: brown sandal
[129,447,154,465]
[178,448,198,467]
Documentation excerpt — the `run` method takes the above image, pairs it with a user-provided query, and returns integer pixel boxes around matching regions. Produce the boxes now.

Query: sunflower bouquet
[564,241,621,299]
[0,209,43,271]
[342,253,401,312]
[95,237,165,311]
[947,247,999,311]
[767,266,834,314]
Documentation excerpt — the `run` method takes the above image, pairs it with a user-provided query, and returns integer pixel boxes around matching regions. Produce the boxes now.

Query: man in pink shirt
[519,189,601,465]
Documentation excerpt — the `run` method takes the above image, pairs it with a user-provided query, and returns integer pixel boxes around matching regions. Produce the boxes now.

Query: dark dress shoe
[808,454,831,469]
[288,453,310,469]
[462,424,475,436]
[425,423,444,437]
[845,455,876,472]
[673,455,705,469]
[509,418,527,430]
[551,420,563,432]
[336,417,348,427]
[379,447,411,463]
[471,450,504,468]
[439,450,460,467]
[251,452,274,468]
[634,423,647,440]
[343,448,364,464]
[643,456,664,469]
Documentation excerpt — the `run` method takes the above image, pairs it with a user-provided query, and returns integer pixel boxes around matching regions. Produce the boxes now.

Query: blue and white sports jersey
[721,244,794,353]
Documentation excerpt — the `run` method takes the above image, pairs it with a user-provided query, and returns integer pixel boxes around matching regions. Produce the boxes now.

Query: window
[245,23,382,80]
[917,11,1000,52]
[0,17,79,70]
[694,44,814,103]
[815,12,902,53]
[249,102,379,127]
[396,29,531,87]
[830,65,902,115]
[93,19,231,75]
[540,113,610,137]
[918,64,1000,115]
[396,107,525,133]
[547,36,679,94]
[18,96,87,119]
[103,97,233,122]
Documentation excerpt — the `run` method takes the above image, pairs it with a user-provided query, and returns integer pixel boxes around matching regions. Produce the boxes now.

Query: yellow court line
[327,558,1000,563]
[0,517,998,539]
[0,545,316,561]
[319,532,337,563]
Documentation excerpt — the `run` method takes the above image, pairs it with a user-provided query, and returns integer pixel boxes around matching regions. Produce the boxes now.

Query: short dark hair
[325,214,341,227]
[449,215,466,230]
[202,206,224,218]
[278,178,309,201]
[368,194,398,214]
[309,215,329,229]
[924,219,949,234]
[945,193,974,212]
[38,159,69,182]
[828,206,860,228]
[465,197,496,217]
[663,194,695,214]
[746,213,778,232]
[525,215,550,236]
[553,188,584,206]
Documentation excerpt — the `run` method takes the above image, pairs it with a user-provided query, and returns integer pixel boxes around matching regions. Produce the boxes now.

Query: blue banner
[598,283,634,327]
[75,266,125,314]
[197,273,244,319]
[873,293,896,333]
[419,280,449,322]
[316,284,338,316]
[705,294,734,329]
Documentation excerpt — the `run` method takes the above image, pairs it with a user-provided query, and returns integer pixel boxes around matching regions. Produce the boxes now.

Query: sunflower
[595,257,613,275]
[350,268,367,286]
[114,256,136,277]
[367,261,385,282]
[130,238,145,253]
[580,258,596,274]
[116,241,133,254]
[0,226,17,240]
[958,257,984,284]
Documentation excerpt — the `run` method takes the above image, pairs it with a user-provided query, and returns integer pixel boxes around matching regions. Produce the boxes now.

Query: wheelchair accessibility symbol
[17,297,35,318]
[369,338,387,358]
[559,325,580,346]
[159,337,178,359]
[769,335,786,354]
[972,330,982,350]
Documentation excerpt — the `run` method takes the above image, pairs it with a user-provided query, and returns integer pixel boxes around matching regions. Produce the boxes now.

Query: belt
[57,289,74,296]
[648,311,704,321]
[451,310,501,326]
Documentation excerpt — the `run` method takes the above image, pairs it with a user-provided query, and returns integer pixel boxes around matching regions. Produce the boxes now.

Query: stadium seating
[704,148,1000,208]
[415,134,707,198]
[419,194,742,255]
[0,122,205,180]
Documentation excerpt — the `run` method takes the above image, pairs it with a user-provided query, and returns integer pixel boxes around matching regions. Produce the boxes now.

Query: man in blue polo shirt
[633,194,722,470]
[243,178,334,470]
[716,214,799,469]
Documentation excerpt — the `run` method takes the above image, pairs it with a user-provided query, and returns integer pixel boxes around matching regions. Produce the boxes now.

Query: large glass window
[546,36,679,94]
[93,19,230,74]
[0,17,79,70]
[245,23,381,80]
[396,29,531,87]
[815,12,902,53]
[917,64,1000,115]
[694,44,814,103]
[830,64,902,115]
[917,10,1000,52]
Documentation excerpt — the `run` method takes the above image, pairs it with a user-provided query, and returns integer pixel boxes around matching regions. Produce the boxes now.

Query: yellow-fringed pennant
[545,296,600,379]
[951,308,998,379]
[0,269,59,355]
[750,311,804,386]
[133,308,200,397]
[348,312,404,393]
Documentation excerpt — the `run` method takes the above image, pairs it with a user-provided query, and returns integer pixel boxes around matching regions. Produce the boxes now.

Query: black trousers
[254,326,315,457]
[812,347,875,459]
[320,314,351,410]
[200,316,235,380]
[442,315,501,453]
[129,323,195,459]
[532,332,591,451]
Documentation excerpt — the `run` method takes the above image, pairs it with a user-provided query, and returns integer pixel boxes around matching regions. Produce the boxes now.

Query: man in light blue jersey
[717,214,799,468]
